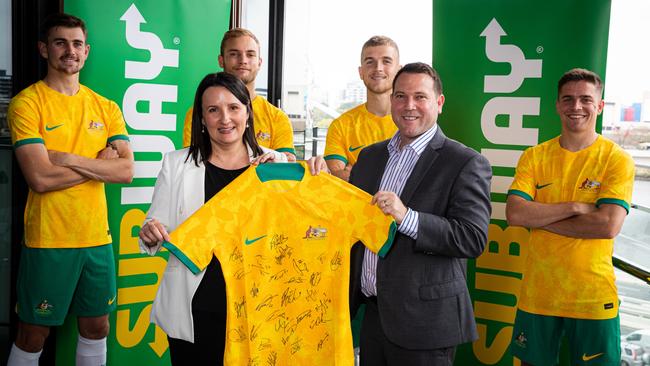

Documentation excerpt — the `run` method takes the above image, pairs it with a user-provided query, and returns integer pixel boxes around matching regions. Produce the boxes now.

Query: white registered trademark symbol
[536,46,544,54]
[173,37,181,45]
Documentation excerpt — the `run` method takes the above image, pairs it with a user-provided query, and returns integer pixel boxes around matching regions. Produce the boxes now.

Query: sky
[277,0,649,108]
[605,0,650,103]
[283,0,432,93]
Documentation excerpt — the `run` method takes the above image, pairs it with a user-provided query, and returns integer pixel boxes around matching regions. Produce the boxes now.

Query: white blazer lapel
[181,159,206,222]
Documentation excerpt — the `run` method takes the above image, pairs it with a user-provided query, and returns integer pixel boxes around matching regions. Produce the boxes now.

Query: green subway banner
[60,1,230,365]
[433,1,611,365]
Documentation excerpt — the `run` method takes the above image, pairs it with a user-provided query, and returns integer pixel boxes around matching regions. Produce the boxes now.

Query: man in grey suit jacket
[348,62,492,365]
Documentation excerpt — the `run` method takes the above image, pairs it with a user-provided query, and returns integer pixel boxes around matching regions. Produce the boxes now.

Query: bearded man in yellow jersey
[182,28,296,161]
[507,69,634,365]
[324,36,401,181]
[7,13,134,366]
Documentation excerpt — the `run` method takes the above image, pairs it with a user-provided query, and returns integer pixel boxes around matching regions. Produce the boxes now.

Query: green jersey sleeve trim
[14,138,44,148]
[108,134,130,143]
[276,147,296,154]
[162,241,201,274]
[377,221,397,258]
[256,162,305,182]
[507,189,533,201]
[324,154,348,165]
[596,198,630,214]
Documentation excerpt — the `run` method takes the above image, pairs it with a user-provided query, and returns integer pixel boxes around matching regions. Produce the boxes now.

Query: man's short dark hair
[392,62,443,96]
[40,13,87,43]
[557,68,603,99]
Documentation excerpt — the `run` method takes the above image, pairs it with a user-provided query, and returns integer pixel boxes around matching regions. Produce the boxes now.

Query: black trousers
[167,309,226,365]
[360,297,456,366]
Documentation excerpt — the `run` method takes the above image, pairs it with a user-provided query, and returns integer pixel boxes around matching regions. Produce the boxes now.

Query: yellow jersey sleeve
[508,148,536,201]
[269,108,294,154]
[8,90,44,147]
[323,117,348,165]
[320,173,396,256]
[252,97,295,154]
[596,148,634,213]
[106,100,129,143]
[182,107,193,148]
[164,192,241,274]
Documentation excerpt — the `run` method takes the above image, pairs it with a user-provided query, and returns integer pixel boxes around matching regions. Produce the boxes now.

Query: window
[281,0,432,158]
[242,0,270,99]
[606,0,650,341]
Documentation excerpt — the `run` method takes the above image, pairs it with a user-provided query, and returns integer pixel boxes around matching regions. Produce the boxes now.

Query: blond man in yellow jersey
[182,28,296,160]
[324,36,400,181]
[7,14,133,366]
[507,69,634,366]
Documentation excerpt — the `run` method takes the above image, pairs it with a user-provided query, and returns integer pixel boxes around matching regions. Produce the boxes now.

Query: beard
[52,54,83,75]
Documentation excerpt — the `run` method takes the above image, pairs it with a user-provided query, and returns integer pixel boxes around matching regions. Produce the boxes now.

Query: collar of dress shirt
[387,124,438,156]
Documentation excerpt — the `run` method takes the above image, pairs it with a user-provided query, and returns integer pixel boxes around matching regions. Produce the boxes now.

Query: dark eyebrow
[52,37,85,43]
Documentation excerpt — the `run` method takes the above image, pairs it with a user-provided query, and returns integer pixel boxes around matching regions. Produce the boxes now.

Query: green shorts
[510,309,620,366]
[16,244,117,326]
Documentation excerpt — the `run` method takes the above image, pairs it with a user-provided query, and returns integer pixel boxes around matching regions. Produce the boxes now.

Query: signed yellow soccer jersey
[164,162,396,365]
[8,81,129,248]
[182,96,295,155]
[508,136,634,319]
[324,103,396,166]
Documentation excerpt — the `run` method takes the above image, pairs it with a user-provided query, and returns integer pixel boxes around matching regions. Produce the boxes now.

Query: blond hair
[220,28,261,55]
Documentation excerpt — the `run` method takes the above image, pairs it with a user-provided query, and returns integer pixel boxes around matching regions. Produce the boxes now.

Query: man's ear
[38,41,48,60]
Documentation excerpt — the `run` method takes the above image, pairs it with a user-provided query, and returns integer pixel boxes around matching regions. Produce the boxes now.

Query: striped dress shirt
[360,125,438,297]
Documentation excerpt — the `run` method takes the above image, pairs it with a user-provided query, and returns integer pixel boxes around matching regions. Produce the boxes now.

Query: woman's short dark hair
[186,72,263,166]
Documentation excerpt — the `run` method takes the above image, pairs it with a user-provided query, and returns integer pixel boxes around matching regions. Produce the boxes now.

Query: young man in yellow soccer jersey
[161,162,396,365]
[182,28,296,160]
[7,13,134,366]
[324,36,400,181]
[507,69,634,366]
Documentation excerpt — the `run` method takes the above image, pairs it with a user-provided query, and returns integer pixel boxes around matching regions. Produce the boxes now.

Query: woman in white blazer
[138,72,286,365]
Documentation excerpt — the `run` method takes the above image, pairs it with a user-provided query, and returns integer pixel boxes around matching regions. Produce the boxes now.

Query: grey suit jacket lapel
[399,127,446,204]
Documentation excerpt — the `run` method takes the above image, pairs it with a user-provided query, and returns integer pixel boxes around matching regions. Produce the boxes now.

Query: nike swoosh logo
[582,352,604,361]
[108,295,116,305]
[45,124,64,131]
[245,235,267,245]
[535,183,552,189]
[348,145,365,152]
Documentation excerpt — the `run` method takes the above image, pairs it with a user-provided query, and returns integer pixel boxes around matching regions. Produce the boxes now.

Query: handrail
[613,190,650,284]
[632,202,650,214]
[613,256,650,285]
